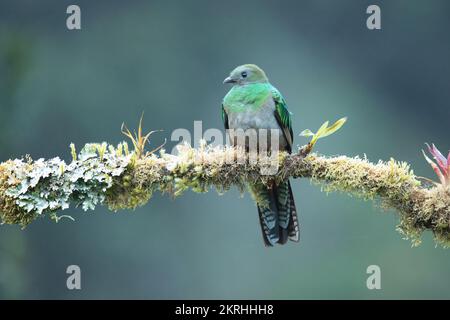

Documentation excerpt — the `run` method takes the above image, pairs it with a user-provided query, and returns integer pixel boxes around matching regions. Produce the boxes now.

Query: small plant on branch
[422,143,450,188]
[121,113,164,160]
[299,117,347,154]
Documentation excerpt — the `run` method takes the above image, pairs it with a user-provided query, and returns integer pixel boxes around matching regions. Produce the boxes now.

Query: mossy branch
[0,141,449,248]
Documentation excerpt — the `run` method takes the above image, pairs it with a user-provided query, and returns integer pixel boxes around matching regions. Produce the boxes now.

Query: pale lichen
[0,142,130,226]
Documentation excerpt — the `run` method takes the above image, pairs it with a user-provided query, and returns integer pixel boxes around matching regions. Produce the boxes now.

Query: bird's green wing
[221,104,229,130]
[272,88,293,153]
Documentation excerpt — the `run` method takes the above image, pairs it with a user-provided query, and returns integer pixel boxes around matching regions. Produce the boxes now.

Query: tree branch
[1,142,449,247]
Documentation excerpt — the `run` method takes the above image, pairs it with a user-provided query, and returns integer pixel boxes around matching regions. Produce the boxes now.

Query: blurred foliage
[0,0,449,299]
[0,31,32,152]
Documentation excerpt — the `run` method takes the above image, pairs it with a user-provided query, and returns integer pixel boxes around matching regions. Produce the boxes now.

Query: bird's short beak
[223,76,236,84]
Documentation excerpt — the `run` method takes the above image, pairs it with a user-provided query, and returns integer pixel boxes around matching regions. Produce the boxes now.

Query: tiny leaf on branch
[300,117,347,153]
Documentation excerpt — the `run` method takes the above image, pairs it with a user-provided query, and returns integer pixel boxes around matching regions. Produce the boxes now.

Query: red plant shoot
[422,143,450,187]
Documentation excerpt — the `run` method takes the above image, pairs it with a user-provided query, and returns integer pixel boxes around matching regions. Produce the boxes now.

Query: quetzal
[222,64,299,246]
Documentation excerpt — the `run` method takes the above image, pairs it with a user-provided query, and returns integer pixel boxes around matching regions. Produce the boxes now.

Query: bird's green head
[223,64,268,85]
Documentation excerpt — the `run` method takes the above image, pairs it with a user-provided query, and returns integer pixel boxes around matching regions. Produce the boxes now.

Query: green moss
[301,154,449,247]
[0,161,37,226]
[105,169,153,211]
[248,183,270,208]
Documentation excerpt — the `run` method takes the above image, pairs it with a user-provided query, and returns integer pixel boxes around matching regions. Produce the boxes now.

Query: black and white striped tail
[256,180,299,246]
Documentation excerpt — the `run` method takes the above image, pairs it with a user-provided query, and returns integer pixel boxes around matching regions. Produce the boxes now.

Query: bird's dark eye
[241,71,247,78]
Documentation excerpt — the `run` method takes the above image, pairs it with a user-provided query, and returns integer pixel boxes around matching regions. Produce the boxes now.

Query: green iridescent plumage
[272,87,293,152]
[223,82,272,112]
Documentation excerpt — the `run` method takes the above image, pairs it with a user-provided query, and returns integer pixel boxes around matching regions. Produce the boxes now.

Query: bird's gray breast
[226,99,287,151]
[227,98,279,129]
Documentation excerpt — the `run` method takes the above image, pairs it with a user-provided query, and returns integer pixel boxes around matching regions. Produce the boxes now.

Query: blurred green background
[0,0,449,299]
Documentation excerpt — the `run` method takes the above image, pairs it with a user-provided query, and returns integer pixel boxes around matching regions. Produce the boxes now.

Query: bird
[221,64,299,246]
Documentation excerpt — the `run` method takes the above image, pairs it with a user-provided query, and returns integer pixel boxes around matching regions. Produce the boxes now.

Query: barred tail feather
[275,180,290,244]
[253,180,300,246]
[287,180,300,242]
[257,188,280,246]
